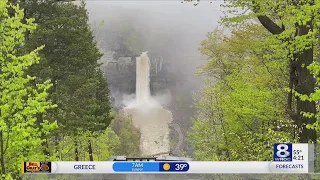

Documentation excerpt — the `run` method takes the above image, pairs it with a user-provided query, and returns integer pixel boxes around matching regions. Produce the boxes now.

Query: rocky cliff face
[107,57,136,94]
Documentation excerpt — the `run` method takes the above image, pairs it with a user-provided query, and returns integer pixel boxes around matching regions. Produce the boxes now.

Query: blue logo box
[273,143,292,161]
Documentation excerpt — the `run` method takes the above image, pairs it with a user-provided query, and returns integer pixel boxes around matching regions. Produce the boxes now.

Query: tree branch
[251,1,284,35]
[256,15,284,35]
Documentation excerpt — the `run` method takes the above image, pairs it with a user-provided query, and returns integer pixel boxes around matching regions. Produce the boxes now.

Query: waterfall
[123,51,173,156]
[136,52,150,105]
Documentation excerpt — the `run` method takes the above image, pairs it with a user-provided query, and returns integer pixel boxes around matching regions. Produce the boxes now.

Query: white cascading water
[124,52,172,156]
[136,52,150,106]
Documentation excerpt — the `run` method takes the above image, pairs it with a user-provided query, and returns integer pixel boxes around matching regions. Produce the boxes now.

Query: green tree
[0,1,57,179]
[188,25,295,161]
[18,0,114,159]
[222,0,320,143]
[54,128,121,161]
[54,111,140,161]
[110,112,141,156]
[184,0,320,143]
[62,69,113,161]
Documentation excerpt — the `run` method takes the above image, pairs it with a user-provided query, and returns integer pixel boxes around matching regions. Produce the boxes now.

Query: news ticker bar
[22,161,310,174]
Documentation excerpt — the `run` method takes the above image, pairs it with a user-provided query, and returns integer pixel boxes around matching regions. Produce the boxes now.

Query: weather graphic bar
[21,144,310,174]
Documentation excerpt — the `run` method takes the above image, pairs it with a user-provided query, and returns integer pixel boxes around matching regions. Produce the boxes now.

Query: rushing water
[136,52,151,106]
[124,52,173,156]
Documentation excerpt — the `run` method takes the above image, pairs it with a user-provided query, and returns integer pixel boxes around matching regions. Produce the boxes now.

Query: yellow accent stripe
[21,162,24,174]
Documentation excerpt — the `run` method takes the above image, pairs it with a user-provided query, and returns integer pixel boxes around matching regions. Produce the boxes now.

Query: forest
[188,0,320,161]
[0,0,140,179]
[1,0,320,179]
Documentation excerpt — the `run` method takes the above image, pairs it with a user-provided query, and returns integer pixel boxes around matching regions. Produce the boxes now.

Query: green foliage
[0,0,119,177]
[0,0,140,178]
[60,69,113,135]
[17,0,115,160]
[20,0,111,134]
[0,1,57,178]
[188,25,295,161]
[51,111,140,161]
[109,112,141,156]
[219,0,320,141]
[188,0,320,157]
[55,128,121,161]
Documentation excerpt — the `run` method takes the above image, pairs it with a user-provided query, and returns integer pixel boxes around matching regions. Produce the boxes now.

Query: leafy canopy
[0,0,57,179]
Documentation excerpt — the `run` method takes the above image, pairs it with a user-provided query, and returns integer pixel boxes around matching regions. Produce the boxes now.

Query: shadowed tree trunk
[74,140,79,161]
[0,130,5,175]
[253,4,317,142]
[88,140,94,161]
[294,22,317,142]
[36,113,50,156]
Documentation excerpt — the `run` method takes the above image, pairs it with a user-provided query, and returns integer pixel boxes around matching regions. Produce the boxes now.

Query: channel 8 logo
[273,144,292,161]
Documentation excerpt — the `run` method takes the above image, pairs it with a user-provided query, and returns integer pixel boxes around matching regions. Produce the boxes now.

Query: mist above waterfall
[87,1,222,112]
[87,1,222,92]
